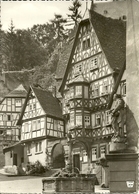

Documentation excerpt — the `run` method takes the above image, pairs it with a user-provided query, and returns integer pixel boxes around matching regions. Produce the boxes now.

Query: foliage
[68,0,82,26]
[30,23,57,60]
[50,14,67,41]
[1,27,47,71]
[1,11,72,90]
[26,160,49,175]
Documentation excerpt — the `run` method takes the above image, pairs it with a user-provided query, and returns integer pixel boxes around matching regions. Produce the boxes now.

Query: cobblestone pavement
[0,170,110,193]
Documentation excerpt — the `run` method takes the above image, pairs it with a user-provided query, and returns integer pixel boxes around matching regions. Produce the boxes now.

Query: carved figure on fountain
[110,94,126,142]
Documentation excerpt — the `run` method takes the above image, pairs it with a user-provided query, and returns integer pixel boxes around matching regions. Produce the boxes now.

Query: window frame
[91,146,98,161]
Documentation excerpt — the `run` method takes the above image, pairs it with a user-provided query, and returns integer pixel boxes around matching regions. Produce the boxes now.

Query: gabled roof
[59,11,126,93]
[6,84,27,98]
[68,74,89,85]
[55,28,77,80]
[90,10,126,70]
[32,87,63,119]
[18,86,63,124]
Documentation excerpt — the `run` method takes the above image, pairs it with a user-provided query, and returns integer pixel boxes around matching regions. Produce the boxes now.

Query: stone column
[126,0,139,152]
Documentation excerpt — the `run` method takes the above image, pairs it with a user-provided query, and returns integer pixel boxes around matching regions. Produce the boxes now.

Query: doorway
[13,154,17,166]
[73,154,80,171]
[52,143,65,169]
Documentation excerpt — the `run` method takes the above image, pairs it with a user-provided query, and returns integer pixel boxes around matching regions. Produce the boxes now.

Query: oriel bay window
[70,111,82,128]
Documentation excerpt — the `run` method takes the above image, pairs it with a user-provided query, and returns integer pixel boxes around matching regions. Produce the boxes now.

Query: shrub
[26,160,47,175]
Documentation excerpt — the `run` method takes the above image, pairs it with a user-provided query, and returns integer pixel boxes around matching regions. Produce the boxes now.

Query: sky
[1,0,91,31]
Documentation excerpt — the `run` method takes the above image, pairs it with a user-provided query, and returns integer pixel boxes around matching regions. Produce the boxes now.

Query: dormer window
[90,57,98,71]
[83,38,90,50]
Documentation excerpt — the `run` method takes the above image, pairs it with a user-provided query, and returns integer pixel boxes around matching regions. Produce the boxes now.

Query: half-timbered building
[0,84,27,167]
[0,84,27,146]
[58,10,126,175]
[17,86,65,167]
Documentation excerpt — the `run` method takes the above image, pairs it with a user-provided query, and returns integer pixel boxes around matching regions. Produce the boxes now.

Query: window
[105,111,111,125]
[35,142,42,153]
[90,58,98,70]
[15,99,21,106]
[92,84,99,97]
[7,115,11,121]
[3,114,7,121]
[92,147,97,161]
[74,64,82,77]
[82,150,88,162]
[95,113,101,126]
[84,115,90,127]
[39,142,42,152]
[37,120,41,130]
[76,115,82,126]
[29,104,32,110]
[70,87,74,99]
[75,86,82,97]
[33,104,36,109]
[84,86,89,98]
[100,146,106,158]
[101,80,109,95]
[32,121,36,131]
[35,143,38,152]
[24,123,29,133]
[120,81,126,96]
[54,120,58,130]
[83,38,90,50]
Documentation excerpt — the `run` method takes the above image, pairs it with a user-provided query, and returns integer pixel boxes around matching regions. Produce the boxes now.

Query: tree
[1,26,47,71]
[30,23,55,48]
[68,0,82,26]
[2,20,17,70]
[50,14,67,41]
